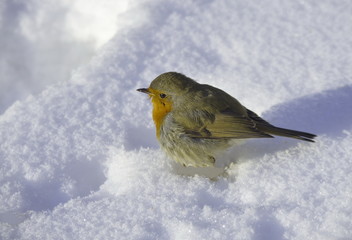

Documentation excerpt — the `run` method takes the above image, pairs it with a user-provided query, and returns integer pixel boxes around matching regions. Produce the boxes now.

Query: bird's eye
[159,93,167,98]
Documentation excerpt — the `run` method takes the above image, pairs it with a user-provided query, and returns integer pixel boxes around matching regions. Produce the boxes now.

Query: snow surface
[0,0,130,113]
[1,0,352,239]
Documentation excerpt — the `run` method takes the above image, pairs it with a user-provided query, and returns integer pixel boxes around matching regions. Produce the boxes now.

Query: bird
[137,72,316,167]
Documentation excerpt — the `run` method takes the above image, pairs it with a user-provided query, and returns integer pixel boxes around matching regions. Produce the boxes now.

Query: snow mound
[1,0,352,239]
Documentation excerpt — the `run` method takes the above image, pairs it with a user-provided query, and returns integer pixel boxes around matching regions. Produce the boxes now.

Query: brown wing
[184,109,273,139]
[174,85,273,139]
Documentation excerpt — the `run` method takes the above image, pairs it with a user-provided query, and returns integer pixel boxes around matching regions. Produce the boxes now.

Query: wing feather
[184,110,273,139]
[173,85,273,139]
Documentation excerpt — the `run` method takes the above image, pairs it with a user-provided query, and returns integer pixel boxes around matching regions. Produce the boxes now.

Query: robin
[137,72,316,167]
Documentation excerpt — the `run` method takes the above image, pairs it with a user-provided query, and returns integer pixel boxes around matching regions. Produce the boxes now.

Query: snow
[1,0,352,239]
[0,0,130,113]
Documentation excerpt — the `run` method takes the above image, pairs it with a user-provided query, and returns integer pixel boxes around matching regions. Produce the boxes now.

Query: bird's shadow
[173,84,352,178]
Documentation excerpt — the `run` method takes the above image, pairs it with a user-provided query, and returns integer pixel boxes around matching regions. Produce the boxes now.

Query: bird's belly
[158,119,232,167]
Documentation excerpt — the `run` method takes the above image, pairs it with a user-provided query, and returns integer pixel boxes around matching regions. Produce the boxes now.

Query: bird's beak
[137,88,150,94]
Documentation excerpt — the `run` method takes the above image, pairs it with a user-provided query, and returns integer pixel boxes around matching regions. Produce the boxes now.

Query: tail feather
[246,108,317,142]
[261,126,317,142]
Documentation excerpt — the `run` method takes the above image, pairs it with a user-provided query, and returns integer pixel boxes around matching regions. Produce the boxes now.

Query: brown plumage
[138,72,316,167]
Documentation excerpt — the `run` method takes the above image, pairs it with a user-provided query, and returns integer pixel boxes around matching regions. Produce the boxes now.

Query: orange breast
[151,97,172,138]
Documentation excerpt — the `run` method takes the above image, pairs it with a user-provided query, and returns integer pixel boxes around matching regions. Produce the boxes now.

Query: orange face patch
[147,88,172,138]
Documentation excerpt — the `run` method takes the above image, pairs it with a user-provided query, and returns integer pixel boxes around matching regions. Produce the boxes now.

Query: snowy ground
[1,0,352,239]
[0,0,130,113]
